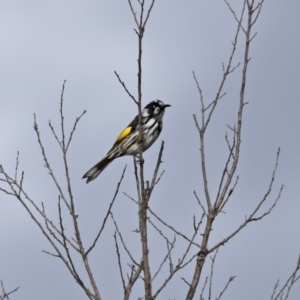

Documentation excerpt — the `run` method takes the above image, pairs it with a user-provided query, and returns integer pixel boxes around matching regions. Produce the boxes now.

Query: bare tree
[186,0,283,298]
[0,84,129,300]
[0,0,299,300]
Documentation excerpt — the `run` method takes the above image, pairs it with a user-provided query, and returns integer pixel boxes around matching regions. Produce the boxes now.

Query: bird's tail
[82,155,113,183]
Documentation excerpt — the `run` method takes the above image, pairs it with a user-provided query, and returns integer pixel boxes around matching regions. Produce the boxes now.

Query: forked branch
[186,1,276,299]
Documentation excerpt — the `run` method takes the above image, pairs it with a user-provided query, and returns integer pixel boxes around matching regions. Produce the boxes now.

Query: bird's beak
[164,104,171,108]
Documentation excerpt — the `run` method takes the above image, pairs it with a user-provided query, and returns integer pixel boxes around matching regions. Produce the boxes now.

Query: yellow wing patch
[115,126,132,143]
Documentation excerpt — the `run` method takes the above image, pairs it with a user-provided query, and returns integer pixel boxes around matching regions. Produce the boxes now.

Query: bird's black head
[143,100,171,118]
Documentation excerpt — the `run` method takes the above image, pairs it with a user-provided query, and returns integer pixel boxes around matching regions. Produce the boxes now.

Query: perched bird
[82,100,171,183]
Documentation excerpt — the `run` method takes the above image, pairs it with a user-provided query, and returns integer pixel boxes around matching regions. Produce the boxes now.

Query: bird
[82,100,171,183]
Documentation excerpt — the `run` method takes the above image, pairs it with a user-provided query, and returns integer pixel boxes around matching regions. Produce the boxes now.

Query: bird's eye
[154,106,160,114]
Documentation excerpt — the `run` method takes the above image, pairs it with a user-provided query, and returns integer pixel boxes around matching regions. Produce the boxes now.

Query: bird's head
[143,100,171,119]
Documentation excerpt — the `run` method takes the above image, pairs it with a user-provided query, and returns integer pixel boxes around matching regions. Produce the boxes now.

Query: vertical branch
[128,1,156,299]
[215,0,255,211]
[58,82,101,300]
[187,1,265,299]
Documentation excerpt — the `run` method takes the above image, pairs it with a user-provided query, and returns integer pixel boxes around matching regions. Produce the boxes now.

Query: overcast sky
[1,1,300,300]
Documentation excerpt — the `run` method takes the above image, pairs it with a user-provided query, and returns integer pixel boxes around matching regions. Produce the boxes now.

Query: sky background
[0,1,300,299]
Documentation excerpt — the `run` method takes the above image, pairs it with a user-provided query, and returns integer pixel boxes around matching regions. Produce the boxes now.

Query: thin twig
[200,277,208,300]
[152,235,176,282]
[143,0,156,28]
[209,183,283,254]
[114,232,126,293]
[214,132,236,207]
[128,0,139,27]
[124,192,138,205]
[66,110,87,152]
[271,280,280,300]
[42,202,79,251]
[208,249,219,300]
[148,207,201,248]
[216,276,236,300]
[114,71,138,104]
[146,141,165,201]
[194,191,207,216]
[152,215,203,299]
[272,252,300,300]
[110,212,140,267]
[85,166,127,256]
[0,280,19,300]
[58,196,82,282]
[124,262,143,300]
[14,151,19,182]
[33,114,71,211]
[48,120,62,149]
[224,0,247,33]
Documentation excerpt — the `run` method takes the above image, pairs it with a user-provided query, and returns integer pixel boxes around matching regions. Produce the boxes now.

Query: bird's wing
[114,115,139,144]
[105,115,139,156]
[115,126,132,143]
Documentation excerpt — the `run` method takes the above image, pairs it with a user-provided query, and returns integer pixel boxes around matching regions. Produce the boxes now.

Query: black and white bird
[82,100,171,183]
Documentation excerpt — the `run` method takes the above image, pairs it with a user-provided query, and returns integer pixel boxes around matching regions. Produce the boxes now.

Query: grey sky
[1,1,300,299]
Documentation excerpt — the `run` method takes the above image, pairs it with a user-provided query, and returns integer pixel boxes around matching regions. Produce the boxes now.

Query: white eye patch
[154,106,161,114]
